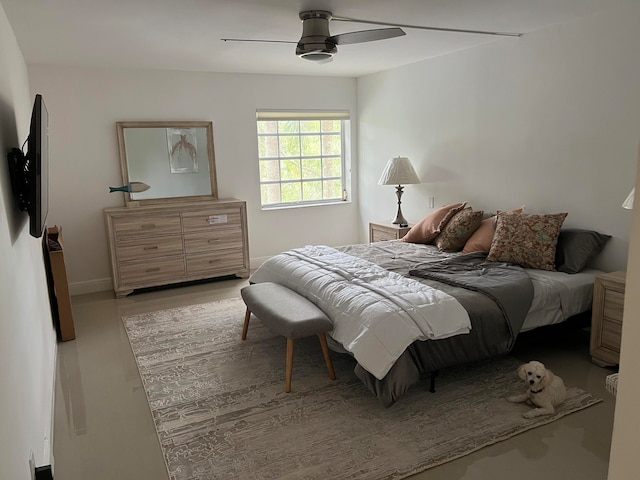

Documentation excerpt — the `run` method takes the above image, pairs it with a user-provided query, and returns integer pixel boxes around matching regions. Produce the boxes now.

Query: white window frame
[256,110,351,210]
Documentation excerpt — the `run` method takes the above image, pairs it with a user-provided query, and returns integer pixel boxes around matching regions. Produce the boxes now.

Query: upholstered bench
[240,282,336,393]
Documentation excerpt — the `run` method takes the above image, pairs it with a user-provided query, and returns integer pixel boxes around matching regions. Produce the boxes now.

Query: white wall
[27,67,359,294]
[357,5,640,272]
[0,2,57,478]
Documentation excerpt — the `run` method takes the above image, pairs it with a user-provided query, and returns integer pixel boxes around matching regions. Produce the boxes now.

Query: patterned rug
[122,297,602,480]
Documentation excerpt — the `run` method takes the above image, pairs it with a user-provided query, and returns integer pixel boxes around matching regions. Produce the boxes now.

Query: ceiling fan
[221,10,522,62]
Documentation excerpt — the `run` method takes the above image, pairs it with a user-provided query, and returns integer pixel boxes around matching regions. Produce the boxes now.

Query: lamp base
[391,210,408,225]
[391,185,408,225]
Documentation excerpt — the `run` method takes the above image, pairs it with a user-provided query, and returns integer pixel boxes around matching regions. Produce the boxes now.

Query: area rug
[122,297,602,480]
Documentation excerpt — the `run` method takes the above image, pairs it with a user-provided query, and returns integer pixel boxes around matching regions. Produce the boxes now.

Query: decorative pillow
[402,202,466,244]
[434,208,484,252]
[486,211,568,270]
[555,229,611,273]
[462,206,525,253]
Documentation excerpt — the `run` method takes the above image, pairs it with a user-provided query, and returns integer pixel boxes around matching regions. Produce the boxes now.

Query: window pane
[258,121,277,134]
[282,182,302,202]
[258,136,278,158]
[257,113,348,208]
[279,135,300,157]
[302,181,323,201]
[300,120,320,133]
[278,120,299,133]
[323,179,342,199]
[302,158,321,180]
[259,160,280,182]
[301,135,321,156]
[280,159,301,181]
[321,120,340,132]
[322,134,341,155]
[261,184,281,205]
[322,157,342,178]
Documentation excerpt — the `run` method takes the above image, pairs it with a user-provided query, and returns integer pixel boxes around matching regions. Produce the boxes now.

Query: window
[256,111,350,208]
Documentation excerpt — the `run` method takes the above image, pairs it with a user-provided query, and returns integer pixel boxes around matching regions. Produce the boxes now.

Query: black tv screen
[6,94,49,238]
[27,94,49,238]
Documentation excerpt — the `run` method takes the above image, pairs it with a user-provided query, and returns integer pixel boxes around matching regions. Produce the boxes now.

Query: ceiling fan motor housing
[296,10,337,61]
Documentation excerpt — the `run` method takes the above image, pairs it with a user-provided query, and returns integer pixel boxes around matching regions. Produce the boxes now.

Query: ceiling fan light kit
[296,11,338,61]
[221,9,522,62]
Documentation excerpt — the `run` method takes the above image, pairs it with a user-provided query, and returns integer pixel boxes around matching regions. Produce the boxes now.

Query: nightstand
[590,270,626,367]
[369,221,412,243]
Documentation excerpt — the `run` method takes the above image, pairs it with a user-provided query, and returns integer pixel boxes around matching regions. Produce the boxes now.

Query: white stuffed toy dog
[507,361,566,419]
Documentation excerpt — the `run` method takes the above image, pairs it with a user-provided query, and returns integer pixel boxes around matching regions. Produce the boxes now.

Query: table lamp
[378,156,421,225]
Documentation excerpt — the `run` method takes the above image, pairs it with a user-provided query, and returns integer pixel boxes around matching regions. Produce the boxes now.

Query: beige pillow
[402,202,466,244]
[462,206,525,253]
[434,208,484,252]
[486,211,567,270]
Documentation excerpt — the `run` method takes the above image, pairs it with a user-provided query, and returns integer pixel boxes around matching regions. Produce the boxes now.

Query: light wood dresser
[369,221,413,243]
[105,199,249,297]
[590,270,626,367]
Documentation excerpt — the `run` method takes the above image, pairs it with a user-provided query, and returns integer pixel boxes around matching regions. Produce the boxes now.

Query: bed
[249,207,610,406]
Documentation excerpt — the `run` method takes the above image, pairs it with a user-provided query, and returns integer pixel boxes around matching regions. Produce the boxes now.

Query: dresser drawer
[119,257,186,285]
[113,214,181,238]
[601,318,623,352]
[371,229,398,242]
[186,250,245,276]
[183,228,243,255]
[603,289,624,321]
[369,222,412,243]
[182,209,241,233]
[116,235,184,262]
[590,270,626,366]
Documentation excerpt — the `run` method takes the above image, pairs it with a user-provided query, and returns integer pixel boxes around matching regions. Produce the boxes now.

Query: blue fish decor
[109,182,151,193]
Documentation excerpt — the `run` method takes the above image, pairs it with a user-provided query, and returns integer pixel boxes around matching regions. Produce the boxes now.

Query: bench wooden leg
[242,307,251,340]
[317,333,336,381]
[285,338,294,393]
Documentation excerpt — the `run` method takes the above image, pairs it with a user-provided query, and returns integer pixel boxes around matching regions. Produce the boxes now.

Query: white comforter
[249,245,471,380]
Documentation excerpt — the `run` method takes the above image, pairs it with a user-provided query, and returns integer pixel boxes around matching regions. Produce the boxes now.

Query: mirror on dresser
[116,121,218,205]
[106,121,249,297]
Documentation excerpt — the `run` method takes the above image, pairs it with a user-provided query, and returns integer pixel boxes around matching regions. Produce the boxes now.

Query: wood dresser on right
[590,270,626,367]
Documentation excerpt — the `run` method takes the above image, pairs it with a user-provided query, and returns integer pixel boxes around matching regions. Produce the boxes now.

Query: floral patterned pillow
[487,211,568,270]
[402,202,466,244]
[434,208,484,252]
[462,206,526,253]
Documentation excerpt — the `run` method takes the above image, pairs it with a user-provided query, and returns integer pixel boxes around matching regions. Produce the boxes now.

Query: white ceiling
[1,0,632,77]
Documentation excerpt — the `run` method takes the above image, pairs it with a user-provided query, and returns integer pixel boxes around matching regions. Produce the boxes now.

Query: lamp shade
[378,156,421,185]
[622,187,635,210]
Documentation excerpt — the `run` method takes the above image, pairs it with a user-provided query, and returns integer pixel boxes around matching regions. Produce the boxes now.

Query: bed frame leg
[429,370,439,393]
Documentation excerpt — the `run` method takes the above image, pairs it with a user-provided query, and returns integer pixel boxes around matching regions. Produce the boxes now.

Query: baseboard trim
[69,278,112,296]
[45,339,57,474]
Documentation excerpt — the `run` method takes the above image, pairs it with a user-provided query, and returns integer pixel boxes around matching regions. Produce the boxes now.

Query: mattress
[522,268,599,331]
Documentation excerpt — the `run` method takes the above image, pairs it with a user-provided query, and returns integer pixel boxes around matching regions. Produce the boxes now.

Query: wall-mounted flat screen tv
[7,94,49,238]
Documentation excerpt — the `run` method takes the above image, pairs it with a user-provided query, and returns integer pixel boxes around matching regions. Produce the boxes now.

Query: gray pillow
[555,229,611,274]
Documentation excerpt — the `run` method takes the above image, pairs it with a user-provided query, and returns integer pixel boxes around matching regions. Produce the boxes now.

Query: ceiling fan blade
[332,16,522,37]
[330,27,405,46]
[221,38,297,44]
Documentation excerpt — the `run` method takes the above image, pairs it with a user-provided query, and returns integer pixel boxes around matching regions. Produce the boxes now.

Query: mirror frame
[116,121,218,206]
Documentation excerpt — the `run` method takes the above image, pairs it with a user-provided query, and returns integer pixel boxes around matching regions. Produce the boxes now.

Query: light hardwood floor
[54,277,617,480]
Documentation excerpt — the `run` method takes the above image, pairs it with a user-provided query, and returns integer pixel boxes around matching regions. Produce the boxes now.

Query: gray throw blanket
[408,252,534,347]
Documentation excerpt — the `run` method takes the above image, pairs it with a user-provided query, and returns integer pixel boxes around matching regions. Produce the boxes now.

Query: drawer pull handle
[208,238,221,243]
[208,259,221,264]
[141,223,156,229]
[143,246,159,250]
[146,267,160,272]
